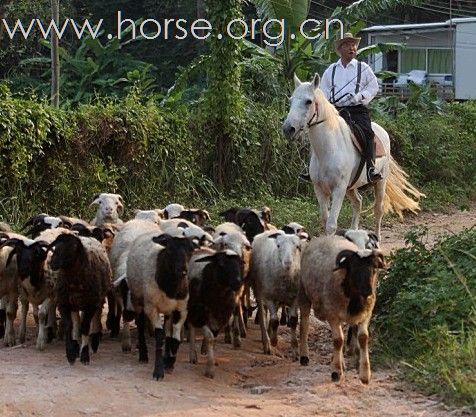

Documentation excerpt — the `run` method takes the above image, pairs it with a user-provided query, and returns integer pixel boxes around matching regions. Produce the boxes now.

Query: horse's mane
[314,88,340,131]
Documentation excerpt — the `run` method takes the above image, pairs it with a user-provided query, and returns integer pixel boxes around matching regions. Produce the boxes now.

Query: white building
[362,17,476,100]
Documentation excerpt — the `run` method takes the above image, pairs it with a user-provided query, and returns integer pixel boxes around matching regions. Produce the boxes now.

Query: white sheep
[133,209,164,224]
[249,230,302,358]
[90,193,124,226]
[163,203,185,219]
[299,235,386,384]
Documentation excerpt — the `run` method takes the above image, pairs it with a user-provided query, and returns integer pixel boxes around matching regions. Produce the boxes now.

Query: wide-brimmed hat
[336,32,361,49]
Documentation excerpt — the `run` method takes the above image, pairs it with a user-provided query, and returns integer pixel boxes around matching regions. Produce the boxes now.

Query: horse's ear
[294,73,302,88]
[312,73,320,89]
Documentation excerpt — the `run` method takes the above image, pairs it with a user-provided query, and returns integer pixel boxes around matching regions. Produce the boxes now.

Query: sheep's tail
[384,155,425,219]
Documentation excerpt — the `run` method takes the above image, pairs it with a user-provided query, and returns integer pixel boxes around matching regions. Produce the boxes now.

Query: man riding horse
[300,32,382,183]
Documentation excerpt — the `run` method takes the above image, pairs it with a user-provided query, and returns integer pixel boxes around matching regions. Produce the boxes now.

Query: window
[399,48,453,74]
[428,49,452,73]
[400,49,426,72]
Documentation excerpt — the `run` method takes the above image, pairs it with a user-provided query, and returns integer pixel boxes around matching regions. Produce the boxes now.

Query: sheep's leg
[266,300,279,347]
[299,295,311,366]
[46,301,57,342]
[90,308,103,353]
[257,298,271,354]
[145,306,165,381]
[136,311,148,363]
[288,303,299,361]
[19,296,29,344]
[59,306,78,364]
[32,304,39,325]
[0,296,6,338]
[79,307,95,365]
[232,304,242,348]
[346,188,363,230]
[188,325,197,364]
[72,311,80,343]
[105,290,116,336]
[121,319,132,352]
[4,294,18,347]
[37,300,50,351]
[202,325,215,378]
[346,325,359,366]
[357,320,371,384]
[164,310,185,372]
[330,321,345,383]
[224,323,232,344]
[237,300,247,338]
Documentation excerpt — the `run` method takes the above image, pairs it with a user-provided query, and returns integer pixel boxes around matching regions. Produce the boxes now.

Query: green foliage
[374,101,476,209]
[16,25,158,104]
[198,0,245,188]
[375,227,476,408]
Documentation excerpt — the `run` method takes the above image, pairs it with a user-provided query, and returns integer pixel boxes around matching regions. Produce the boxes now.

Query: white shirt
[320,58,379,107]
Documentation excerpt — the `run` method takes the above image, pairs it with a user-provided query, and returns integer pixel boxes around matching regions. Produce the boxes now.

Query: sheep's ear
[6,247,18,267]
[155,209,165,219]
[335,250,356,270]
[372,250,386,269]
[282,225,293,234]
[312,72,320,89]
[294,73,302,88]
[90,196,101,207]
[194,254,216,263]
[368,232,379,248]
[335,228,347,237]
[116,197,124,216]
[177,221,189,229]
[152,234,173,246]
[0,232,9,244]
[268,232,282,240]
[201,209,211,221]
[102,227,115,239]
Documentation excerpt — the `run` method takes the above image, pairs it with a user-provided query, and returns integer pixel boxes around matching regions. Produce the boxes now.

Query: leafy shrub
[375,227,476,408]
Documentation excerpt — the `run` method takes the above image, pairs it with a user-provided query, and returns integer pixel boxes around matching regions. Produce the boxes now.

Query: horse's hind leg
[373,179,386,241]
[346,188,362,230]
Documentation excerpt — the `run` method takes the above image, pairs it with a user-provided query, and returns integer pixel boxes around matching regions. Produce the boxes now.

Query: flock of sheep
[0,192,386,384]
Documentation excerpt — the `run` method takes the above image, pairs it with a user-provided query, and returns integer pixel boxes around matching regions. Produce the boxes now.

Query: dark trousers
[336,105,376,166]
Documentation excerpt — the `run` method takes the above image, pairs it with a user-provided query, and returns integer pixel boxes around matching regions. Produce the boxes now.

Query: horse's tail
[384,156,425,219]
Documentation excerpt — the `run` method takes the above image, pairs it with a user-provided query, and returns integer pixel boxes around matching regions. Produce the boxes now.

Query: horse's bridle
[307,100,326,129]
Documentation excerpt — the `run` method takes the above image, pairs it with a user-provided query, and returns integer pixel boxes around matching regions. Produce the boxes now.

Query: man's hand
[349,92,363,105]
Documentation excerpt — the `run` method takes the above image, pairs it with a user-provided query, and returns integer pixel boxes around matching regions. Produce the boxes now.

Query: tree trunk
[51,0,60,107]
[0,0,15,41]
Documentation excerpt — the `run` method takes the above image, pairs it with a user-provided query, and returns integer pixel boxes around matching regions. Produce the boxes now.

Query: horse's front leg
[346,188,363,230]
[313,185,330,232]
[327,185,347,235]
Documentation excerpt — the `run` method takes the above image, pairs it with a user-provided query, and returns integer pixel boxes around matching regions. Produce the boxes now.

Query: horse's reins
[307,100,325,128]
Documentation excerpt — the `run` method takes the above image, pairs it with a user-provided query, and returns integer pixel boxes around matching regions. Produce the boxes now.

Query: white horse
[283,73,424,239]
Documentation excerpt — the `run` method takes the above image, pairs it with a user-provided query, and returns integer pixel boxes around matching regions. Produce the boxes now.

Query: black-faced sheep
[49,234,112,364]
[90,193,124,226]
[299,235,386,384]
[21,214,65,238]
[212,222,251,346]
[249,231,302,358]
[126,233,196,380]
[0,231,34,346]
[187,248,242,378]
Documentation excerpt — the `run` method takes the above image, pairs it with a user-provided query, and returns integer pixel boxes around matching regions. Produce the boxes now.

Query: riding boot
[366,137,382,183]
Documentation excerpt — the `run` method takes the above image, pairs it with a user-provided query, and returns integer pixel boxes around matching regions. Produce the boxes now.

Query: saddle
[349,124,386,158]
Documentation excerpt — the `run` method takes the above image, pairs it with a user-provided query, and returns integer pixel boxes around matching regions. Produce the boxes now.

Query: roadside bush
[375,227,476,409]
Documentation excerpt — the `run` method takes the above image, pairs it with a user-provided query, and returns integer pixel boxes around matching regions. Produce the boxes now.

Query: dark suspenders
[355,61,362,94]
[331,61,362,101]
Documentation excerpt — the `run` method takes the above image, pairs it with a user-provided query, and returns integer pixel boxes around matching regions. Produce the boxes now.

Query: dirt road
[1,205,475,417]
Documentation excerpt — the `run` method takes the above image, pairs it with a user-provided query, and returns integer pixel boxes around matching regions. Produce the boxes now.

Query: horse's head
[282,73,320,140]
